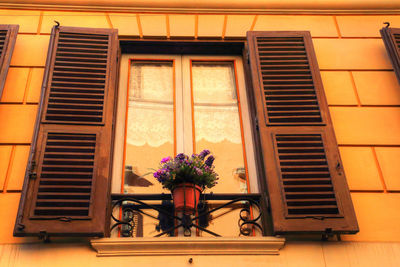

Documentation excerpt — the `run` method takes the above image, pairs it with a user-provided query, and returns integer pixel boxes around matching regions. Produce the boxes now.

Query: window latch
[29,160,37,179]
[336,161,342,175]
[255,117,259,130]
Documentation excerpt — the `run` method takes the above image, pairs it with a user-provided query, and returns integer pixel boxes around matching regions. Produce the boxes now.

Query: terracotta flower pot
[172,183,202,214]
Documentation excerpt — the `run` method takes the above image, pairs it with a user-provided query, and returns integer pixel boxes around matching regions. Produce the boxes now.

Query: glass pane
[192,61,248,194]
[124,61,174,194]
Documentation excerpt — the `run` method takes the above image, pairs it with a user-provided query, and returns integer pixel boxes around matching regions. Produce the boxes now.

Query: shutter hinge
[264,194,269,209]
[16,215,25,231]
[308,216,325,220]
[39,231,50,243]
[16,223,25,231]
[59,217,72,222]
[29,160,37,179]
[261,192,270,211]
[336,161,342,175]
[255,117,259,130]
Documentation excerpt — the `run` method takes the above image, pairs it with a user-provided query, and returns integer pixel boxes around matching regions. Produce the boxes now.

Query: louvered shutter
[247,31,358,234]
[381,27,400,84]
[14,26,118,237]
[0,25,18,98]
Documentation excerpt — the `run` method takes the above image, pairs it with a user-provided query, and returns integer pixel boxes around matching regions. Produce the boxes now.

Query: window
[0,24,18,98]
[14,26,358,238]
[112,55,259,196]
[110,55,260,237]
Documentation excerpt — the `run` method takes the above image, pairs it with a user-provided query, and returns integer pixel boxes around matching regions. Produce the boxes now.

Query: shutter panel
[0,24,18,98]
[381,27,400,84]
[14,26,118,237]
[247,31,358,234]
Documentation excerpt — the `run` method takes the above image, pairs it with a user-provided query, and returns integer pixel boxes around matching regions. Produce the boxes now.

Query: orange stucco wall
[1,7,400,262]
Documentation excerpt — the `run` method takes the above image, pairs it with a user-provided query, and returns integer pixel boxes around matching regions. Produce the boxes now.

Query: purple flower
[176,153,186,161]
[161,156,171,164]
[205,155,215,167]
[199,149,210,159]
[195,167,203,176]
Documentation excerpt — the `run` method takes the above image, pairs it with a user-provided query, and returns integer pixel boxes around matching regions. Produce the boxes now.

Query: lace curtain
[126,61,242,147]
[193,62,241,144]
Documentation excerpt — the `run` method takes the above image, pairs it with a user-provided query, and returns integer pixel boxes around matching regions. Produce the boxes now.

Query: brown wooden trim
[0,25,18,99]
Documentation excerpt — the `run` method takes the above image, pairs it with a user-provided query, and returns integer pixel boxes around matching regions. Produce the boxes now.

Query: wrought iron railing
[111,193,269,237]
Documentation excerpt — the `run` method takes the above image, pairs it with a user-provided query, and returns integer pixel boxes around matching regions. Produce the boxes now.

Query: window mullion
[182,55,194,155]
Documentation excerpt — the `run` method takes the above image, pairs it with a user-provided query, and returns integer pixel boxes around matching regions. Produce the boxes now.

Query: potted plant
[153,150,219,214]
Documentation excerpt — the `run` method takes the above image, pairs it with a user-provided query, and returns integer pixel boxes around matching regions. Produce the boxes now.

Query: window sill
[90,236,285,257]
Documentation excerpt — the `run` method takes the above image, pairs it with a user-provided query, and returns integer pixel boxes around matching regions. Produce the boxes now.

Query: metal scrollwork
[110,193,266,237]
[238,202,263,236]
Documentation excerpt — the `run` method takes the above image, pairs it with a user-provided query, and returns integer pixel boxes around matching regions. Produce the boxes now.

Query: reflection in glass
[192,61,248,194]
[124,61,174,194]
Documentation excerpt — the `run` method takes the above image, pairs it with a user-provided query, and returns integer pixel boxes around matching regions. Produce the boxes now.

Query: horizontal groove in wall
[340,37,383,39]
[350,190,385,193]
[328,105,359,107]
[9,65,45,68]
[0,103,39,105]
[320,69,394,72]
[0,103,39,106]
[329,105,400,107]
[1,4,400,15]
[339,144,400,147]
[2,190,22,193]
[356,105,400,107]
[0,143,31,146]
[350,190,400,194]
[0,101,24,104]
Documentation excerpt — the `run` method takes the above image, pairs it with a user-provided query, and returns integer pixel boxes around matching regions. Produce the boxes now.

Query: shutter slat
[47,108,102,115]
[55,60,107,68]
[58,37,108,43]
[50,92,104,98]
[54,66,106,72]
[53,70,106,76]
[48,103,103,108]
[37,192,91,198]
[56,51,108,57]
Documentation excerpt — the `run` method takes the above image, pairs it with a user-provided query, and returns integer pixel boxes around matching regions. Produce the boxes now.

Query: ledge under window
[91,237,285,257]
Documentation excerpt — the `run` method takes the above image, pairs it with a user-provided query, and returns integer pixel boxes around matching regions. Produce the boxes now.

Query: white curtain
[126,61,242,147]
[193,63,242,144]
[127,62,174,147]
